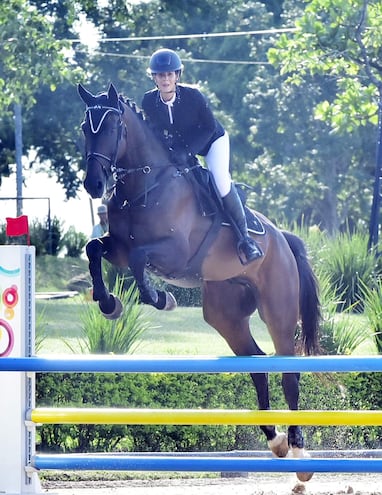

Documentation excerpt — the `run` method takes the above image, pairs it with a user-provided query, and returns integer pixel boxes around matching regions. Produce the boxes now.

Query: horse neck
[116,107,174,201]
[121,107,171,170]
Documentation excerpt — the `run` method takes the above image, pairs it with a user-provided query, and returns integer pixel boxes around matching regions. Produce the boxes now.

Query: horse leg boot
[222,185,263,264]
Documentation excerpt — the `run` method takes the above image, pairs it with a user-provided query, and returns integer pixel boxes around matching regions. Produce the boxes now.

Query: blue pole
[33,454,382,473]
[1,355,382,373]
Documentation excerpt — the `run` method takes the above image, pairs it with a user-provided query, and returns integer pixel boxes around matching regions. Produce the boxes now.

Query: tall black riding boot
[222,185,263,264]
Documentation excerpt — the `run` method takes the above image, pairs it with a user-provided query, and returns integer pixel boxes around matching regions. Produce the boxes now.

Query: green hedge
[35,371,382,453]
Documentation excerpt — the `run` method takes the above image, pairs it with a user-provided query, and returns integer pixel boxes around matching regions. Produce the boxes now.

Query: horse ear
[78,83,95,105]
[108,83,119,108]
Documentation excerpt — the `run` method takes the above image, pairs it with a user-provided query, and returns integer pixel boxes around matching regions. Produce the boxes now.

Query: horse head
[78,83,126,198]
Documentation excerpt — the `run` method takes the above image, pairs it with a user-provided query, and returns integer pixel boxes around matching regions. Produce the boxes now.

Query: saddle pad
[222,209,265,236]
[246,208,266,235]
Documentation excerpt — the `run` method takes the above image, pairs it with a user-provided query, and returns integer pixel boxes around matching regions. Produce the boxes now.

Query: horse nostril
[84,176,105,199]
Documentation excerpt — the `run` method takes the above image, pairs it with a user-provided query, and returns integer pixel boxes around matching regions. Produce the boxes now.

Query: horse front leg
[129,246,177,311]
[86,238,123,319]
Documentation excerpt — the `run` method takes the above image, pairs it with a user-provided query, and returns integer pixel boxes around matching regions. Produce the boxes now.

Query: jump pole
[0,246,40,494]
[29,407,382,426]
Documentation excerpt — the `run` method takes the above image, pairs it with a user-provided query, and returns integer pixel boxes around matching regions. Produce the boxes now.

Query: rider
[141,48,263,264]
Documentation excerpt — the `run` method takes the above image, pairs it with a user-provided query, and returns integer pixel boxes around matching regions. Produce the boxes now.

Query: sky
[0,168,103,237]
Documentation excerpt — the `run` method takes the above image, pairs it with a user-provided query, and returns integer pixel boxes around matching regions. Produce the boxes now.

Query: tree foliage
[268,0,382,132]
[0,0,83,187]
[1,0,382,234]
[0,0,78,109]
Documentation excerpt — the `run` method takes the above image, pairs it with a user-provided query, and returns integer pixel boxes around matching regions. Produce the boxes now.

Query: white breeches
[204,132,232,198]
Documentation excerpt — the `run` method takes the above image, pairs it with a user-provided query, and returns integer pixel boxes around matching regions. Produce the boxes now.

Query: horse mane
[119,95,146,122]
[118,93,176,163]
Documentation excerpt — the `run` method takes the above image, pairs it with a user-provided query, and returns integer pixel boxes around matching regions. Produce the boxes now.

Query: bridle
[82,98,180,208]
[84,103,125,181]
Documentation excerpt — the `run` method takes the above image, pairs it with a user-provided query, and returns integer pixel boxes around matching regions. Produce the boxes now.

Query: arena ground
[43,473,382,495]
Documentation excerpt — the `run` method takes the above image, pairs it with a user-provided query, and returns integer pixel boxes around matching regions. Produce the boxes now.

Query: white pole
[0,246,41,494]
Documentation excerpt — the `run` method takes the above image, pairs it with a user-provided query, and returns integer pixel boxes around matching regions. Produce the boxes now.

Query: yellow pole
[30,408,382,426]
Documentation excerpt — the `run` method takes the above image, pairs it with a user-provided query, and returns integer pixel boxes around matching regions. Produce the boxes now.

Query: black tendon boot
[222,185,263,264]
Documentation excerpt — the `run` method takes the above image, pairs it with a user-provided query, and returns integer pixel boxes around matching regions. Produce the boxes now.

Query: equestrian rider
[141,48,263,264]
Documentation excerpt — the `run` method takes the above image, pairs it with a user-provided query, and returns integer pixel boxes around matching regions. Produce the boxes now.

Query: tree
[255,0,382,232]
[268,0,382,131]
[0,0,79,110]
[0,0,82,189]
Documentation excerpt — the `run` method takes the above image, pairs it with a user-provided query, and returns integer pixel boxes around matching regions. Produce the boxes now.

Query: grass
[35,255,89,292]
[36,297,274,355]
[35,255,376,357]
[35,256,274,355]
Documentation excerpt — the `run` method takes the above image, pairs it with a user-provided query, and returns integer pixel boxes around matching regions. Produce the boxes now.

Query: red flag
[6,216,30,245]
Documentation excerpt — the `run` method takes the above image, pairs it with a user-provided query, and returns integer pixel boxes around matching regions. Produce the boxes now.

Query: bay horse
[78,83,320,482]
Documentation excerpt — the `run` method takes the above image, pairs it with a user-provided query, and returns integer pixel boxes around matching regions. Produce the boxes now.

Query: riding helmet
[149,49,183,74]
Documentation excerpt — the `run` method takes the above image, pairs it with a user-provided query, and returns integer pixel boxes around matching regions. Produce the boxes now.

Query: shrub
[361,279,382,353]
[62,226,87,258]
[30,216,64,256]
[311,230,376,312]
[341,372,382,448]
[317,270,373,354]
[68,276,153,354]
[35,370,376,454]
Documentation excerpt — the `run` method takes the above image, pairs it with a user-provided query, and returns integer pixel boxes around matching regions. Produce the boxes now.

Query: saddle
[167,159,265,282]
[184,160,265,235]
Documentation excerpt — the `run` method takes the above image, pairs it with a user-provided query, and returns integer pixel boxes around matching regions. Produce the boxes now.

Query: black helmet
[149,49,183,74]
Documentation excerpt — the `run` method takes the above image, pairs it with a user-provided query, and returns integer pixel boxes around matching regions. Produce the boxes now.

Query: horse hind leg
[250,372,289,458]
[202,280,288,457]
[281,372,313,482]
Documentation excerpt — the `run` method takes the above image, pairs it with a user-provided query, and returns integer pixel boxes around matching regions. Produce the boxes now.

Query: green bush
[361,279,382,353]
[311,230,377,312]
[62,226,87,258]
[68,277,152,354]
[316,269,374,354]
[35,370,375,454]
[30,216,64,256]
[341,372,382,448]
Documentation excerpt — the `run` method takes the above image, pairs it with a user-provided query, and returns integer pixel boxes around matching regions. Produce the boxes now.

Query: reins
[84,98,198,208]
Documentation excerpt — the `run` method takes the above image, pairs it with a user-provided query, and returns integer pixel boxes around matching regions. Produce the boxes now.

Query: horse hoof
[101,296,123,320]
[292,447,314,482]
[268,431,289,458]
[164,292,177,311]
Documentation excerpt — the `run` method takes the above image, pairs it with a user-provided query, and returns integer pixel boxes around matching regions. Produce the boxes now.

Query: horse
[78,82,321,482]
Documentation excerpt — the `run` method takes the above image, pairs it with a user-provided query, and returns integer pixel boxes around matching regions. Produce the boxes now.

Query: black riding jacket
[142,84,225,156]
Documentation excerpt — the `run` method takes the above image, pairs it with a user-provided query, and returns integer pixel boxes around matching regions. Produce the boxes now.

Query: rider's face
[153,72,178,96]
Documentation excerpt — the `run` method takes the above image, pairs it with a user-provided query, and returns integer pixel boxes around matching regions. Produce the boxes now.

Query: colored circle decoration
[0,319,14,357]
[2,285,19,308]
[4,307,14,320]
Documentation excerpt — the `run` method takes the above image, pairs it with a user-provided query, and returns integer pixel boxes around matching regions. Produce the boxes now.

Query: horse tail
[282,230,321,355]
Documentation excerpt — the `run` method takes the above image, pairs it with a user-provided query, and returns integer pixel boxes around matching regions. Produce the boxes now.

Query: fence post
[0,245,40,493]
